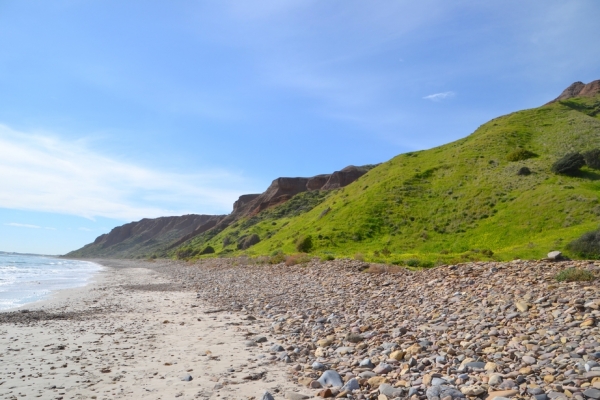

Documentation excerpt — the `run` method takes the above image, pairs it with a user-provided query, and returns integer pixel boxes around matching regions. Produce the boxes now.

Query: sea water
[0,253,102,311]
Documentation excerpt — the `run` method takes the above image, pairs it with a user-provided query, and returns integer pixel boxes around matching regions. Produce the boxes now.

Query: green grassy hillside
[176,94,600,264]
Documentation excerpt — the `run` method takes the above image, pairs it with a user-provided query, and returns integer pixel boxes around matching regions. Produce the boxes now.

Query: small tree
[583,149,600,170]
[567,227,600,259]
[200,245,215,255]
[551,152,585,175]
[507,149,537,162]
[237,234,261,250]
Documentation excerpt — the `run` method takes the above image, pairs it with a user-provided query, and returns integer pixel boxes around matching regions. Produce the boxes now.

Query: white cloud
[423,91,456,101]
[5,222,41,229]
[0,125,253,220]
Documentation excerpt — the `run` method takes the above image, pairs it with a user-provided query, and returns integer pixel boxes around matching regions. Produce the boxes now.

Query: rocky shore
[156,257,600,400]
[2,257,600,400]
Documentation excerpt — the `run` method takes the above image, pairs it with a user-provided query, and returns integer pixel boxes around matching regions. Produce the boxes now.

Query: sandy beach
[0,260,300,400]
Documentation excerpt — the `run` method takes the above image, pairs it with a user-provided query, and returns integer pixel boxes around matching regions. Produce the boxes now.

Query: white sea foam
[0,253,102,310]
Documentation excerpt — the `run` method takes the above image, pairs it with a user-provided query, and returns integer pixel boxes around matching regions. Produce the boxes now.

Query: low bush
[367,264,404,274]
[507,149,537,162]
[405,259,420,267]
[237,234,261,250]
[555,268,595,282]
[517,167,531,176]
[583,149,600,170]
[285,253,312,266]
[320,253,335,261]
[567,227,600,258]
[268,250,286,264]
[295,235,313,253]
[551,152,585,175]
[354,253,365,261]
[175,247,196,260]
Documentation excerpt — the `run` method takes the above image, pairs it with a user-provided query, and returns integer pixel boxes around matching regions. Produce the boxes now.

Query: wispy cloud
[0,125,254,220]
[423,91,456,102]
[5,222,40,229]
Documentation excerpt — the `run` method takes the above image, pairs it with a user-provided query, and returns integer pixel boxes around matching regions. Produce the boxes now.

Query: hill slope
[66,214,225,258]
[175,81,600,263]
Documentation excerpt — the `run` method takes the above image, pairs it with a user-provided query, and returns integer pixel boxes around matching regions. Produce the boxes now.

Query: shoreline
[0,259,301,400]
[0,257,104,313]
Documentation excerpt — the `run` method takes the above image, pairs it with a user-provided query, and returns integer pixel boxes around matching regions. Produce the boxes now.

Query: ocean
[0,253,102,311]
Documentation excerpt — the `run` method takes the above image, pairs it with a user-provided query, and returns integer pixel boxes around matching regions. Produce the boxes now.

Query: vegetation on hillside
[171,94,600,264]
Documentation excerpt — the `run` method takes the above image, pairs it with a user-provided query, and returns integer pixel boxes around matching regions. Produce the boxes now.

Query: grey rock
[584,389,600,399]
[380,383,403,398]
[180,374,193,381]
[488,374,502,386]
[271,344,285,352]
[586,361,600,372]
[312,362,326,371]
[262,392,275,400]
[464,361,486,369]
[547,251,562,261]
[431,377,447,386]
[408,387,419,397]
[317,370,344,387]
[359,371,376,378]
[245,340,257,347]
[359,358,375,368]
[522,355,536,364]
[343,378,360,391]
[533,394,548,400]
[285,392,310,400]
[373,363,392,374]
[255,336,268,343]
[426,385,465,400]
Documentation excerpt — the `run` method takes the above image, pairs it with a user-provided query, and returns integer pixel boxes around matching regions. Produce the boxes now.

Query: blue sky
[1,0,599,254]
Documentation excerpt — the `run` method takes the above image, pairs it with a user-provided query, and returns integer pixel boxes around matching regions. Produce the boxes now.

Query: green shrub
[199,245,215,255]
[420,260,434,268]
[268,250,286,264]
[406,259,420,267]
[517,167,531,176]
[567,227,600,258]
[481,249,494,257]
[295,235,313,253]
[555,268,595,282]
[354,253,365,261]
[507,149,537,162]
[551,152,585,175]
[321,253,335,261]
[175,247,196,260]
[583,149,600,170]
[222,236,232,247]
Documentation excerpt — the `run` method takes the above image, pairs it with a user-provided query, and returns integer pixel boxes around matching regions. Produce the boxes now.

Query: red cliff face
[548,80,600,103]
[321,165,370,190]
[68,164,377,258]
[238,165,374,217]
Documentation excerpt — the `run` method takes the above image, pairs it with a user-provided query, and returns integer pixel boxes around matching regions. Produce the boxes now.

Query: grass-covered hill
[175,86,600,264]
